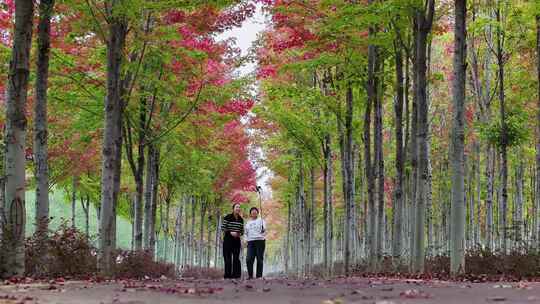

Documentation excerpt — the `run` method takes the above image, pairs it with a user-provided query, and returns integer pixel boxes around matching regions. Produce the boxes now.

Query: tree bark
[3,0,34,277]
[412,0,435,273]
[322,134,333,276]
[366,28,378,271]
[198,198,207,267]
[495,3,508,254]
[34,0,54,235]
[81,194,90,238]
[143,144,154,250]
[450,0,467,275]
[535,14,540,251]
[343,86,354,276]
[149,148,159,257]
[98,0,127,274]
[72,176,77,228]
[514,160,524,247]
[375,68,385,263]
[392,39,405,264]
[214,208,221,268]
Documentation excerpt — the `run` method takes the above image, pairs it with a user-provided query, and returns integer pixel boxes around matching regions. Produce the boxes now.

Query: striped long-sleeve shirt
[221,213,244,239]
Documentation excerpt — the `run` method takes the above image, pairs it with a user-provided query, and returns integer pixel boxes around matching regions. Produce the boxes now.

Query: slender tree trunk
[163,195,170,262]
[174,196,185,270]
[190,196,196,266]
[72,176,78,228]
[514,160,524,247]
[412,0,435,273]
[199,198,207,267]
[342,86,354,276]
[309,166,316,272]
[149,148,159,257]
[214,208,221,268]
[450,0,467,275]
[143,145,154,250]
[467,158,474,249]
[323,134,333,276]
[375,68,385,263]
[98,0,127,274]
[366,30,378,270]
[496,3,508,254]
[535,14,540,251]
[297,163,306,276]
[81,195,90,238]
[393,40,405,263]
[475,142,481,247]
[285,199,291,274]
[2,0,34,278]
[34,0,54,235]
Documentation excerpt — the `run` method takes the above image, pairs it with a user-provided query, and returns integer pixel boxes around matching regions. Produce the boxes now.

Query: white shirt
[245,218,266,242]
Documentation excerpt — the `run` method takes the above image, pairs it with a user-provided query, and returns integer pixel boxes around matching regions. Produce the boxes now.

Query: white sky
[217,4,273,198]
[218,4,267,76]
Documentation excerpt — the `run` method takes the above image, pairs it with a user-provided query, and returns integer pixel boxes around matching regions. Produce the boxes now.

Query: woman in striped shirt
[221,203,244,279]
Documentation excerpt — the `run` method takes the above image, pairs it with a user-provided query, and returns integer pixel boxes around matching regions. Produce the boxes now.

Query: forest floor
[1,276,539,304]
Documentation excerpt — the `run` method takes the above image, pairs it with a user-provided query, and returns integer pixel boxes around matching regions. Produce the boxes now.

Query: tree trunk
[299,164,306,276]
[343,86,354,276]
[134,165,144,251]
[412,0,435,273]
[393,39,405,263]
[535,14,540,251]
[163,195,170,262]
[214,208,221,268]
[309,166,316,272]
[98,0,127,274]
[450,0,467,275]
[366,30,378,271]
[2,0,34,278]
[284,199,291,274]
[496,3,508,254]
[514,160,524,247]
[322,134,333,276]
[475,142,481,247]
[34,0,54,235]
[149,148,159,257]
[190,196,196,266]
[199,198,207,267]
[375,69,385,263]
[174,196,185,270]
[72,176,77,228]
[143,144,154,250]
[81,194,90,238]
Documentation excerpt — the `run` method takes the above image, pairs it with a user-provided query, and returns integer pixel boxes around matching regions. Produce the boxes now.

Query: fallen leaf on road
[517,282,531,290]
[400,289,431,299]
[487,296,507,302]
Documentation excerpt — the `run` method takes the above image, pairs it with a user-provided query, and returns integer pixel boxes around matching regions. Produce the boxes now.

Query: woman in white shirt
[245,207,266,279]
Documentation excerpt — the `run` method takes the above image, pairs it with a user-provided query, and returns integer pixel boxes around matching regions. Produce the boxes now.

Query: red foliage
[25,224,97,278]
[0,0,14,45]
[113,250,175,279]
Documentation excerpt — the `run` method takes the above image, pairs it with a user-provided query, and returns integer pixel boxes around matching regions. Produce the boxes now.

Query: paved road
[1,277,539,303]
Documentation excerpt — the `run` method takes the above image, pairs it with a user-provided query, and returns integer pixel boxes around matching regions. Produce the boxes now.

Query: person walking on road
[245,207,266,279]
[222,203,244,279]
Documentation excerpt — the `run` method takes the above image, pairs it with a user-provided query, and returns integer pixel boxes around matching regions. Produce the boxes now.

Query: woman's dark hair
[232,203,241,210]
[249,207,259,214]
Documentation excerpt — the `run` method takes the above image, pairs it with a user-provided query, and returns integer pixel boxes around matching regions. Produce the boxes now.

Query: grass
[24,189,133,249]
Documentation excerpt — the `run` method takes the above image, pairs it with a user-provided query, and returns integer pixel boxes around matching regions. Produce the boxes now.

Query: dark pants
[223,237,241,279]
[246,240,265,279]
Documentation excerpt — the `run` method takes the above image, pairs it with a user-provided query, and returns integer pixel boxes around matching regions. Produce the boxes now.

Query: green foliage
[479,108,529,149]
